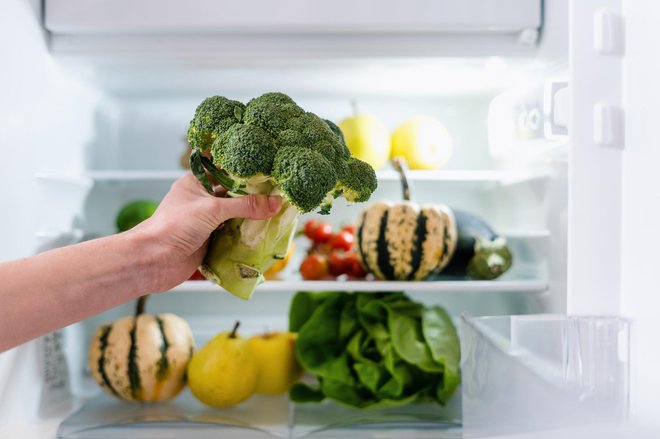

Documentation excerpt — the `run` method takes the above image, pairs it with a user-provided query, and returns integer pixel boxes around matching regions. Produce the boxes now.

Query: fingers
[211,194,282,223]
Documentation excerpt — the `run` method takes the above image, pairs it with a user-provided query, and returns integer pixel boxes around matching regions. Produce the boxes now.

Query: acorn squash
[88,296,195,403]
[355,159,457,280]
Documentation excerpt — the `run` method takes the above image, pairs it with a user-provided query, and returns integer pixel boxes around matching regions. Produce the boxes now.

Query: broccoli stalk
[187,93,377,299]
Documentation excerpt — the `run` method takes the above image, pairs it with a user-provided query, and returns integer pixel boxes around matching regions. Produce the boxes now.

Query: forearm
[0,229,163,352]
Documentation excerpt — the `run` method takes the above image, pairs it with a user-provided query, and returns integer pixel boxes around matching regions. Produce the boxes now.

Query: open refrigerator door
[1,0,651,437]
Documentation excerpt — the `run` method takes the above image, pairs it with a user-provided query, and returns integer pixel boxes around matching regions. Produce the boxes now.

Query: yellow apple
[391,115,453,170]
[338,114,391,170]
[247,332,303,395]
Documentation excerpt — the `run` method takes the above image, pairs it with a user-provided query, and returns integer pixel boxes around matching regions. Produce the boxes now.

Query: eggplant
[440,210,512,280]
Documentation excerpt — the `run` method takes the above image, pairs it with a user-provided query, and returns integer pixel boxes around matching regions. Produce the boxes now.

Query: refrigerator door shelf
[461,314,631,437]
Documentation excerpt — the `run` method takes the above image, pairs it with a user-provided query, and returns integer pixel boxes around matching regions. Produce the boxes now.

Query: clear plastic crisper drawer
[460,314,631,437]
[57,389,462,438]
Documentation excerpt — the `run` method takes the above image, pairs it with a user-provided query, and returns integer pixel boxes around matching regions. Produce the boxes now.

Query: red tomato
[331,230,354,252]
[300,254,329,280]
[341,224,356,235]
[311,222,333,243]
[346,253,367,278]
[308,241,332,255]
[304,220,320,240]
[327,251,349,276]
[188,269,206,281]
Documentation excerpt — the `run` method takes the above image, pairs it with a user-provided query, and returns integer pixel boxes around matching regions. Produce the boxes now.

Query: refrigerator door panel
[621,0,660,432]
[567,0,623,315]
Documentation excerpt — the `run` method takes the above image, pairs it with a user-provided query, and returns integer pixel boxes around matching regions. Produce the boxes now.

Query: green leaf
[289,383,325,403]
[389,307,443,373]
[294,294,356,384]
[199,155,247,195]
[422,306,460,375]
[190,151,214,194]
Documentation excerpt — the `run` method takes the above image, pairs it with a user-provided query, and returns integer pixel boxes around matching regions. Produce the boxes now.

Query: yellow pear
[391,115,453,170]
[338,114,391,170]
[247,332,303,395]
[187,322,258,408]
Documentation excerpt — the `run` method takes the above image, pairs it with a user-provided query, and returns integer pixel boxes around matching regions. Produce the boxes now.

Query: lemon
[187,324,258,408]
[391,116,453,170]
[338,114,390,170]
[115,200,159,232]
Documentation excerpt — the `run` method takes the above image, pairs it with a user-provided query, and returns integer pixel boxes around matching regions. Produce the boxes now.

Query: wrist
[122,223,170,295]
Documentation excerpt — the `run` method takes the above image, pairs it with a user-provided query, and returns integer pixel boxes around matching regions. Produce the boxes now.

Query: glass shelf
[174,279,549,294]
[34,168,551,188]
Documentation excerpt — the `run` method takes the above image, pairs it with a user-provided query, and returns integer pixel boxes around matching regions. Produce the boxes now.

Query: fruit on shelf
[87,295,195,403]
[440,209,513,280]
[327,251,349,276]
[300,219,368,280]
[304,220,333,244]
[354,158,458,280]
[330,230,354,252]
[391,115,453,170]
[345,252,367,278]
[355,200,457,280]
[187,322,258,408]
[247,332,303,395]
[300,254,329,280]
[115,200,159,232]
[338,114,391,170]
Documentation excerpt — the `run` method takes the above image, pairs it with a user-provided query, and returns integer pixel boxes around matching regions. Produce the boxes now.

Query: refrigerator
[0,0,658,437]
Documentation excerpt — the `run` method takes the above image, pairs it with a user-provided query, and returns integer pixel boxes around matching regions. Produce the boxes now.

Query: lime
[116,200,159,232]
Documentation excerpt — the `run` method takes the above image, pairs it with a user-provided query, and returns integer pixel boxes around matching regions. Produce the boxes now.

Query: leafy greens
[289,292,460,408]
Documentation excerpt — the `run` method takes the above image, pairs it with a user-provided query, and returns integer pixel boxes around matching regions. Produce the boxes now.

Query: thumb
[213,194,282,223]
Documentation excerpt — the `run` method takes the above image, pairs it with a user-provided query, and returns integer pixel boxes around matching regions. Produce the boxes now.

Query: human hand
[132,173,281,292]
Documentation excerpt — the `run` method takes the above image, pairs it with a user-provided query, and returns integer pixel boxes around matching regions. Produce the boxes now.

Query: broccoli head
[187,92,378,299]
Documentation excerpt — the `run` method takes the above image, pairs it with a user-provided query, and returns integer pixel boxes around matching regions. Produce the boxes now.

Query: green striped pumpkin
[88,297,195,403]
[355,200,458,280]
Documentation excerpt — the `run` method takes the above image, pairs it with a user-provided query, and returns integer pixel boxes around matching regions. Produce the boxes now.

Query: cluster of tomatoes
[300,220,368,280]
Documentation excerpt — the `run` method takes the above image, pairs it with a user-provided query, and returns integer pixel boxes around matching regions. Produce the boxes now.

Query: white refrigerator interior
[0,0,657,437]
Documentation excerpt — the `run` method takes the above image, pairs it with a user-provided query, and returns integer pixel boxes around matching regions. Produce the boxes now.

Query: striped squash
[88,296,195,403]
[355,200,457,281]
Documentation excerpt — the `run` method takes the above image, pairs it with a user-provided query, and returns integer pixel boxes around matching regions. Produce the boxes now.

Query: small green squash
[355,158,458,280]
[88,296,195,403]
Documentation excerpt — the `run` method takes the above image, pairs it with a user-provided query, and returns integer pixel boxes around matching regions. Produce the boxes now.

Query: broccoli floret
[335,157,378,202]
[324,118,351,159]
[273,145,337,213]
[212,124,277,180]
[243,92,304,137]
[187,96,245,152]
[187,92,378,300]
